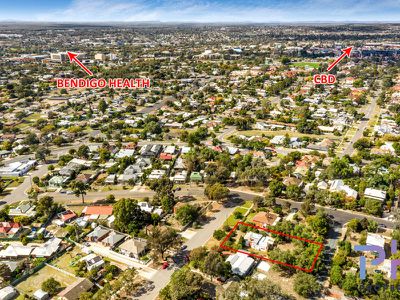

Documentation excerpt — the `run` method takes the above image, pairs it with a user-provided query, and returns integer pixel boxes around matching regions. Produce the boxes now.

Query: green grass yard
[241,200,252,209]
[50,247,84,274]
[224,207,248,226]
[291,62,320,68]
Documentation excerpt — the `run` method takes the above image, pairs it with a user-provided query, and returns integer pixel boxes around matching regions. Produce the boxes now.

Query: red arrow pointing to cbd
[67,51,93,76]
[327,47,353,71]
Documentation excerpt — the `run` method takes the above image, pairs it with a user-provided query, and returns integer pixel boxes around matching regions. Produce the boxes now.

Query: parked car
[162,261,169,269]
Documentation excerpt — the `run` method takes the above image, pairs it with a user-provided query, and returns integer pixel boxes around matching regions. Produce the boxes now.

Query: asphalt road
[231,190,394,228]
[341,90,379,157]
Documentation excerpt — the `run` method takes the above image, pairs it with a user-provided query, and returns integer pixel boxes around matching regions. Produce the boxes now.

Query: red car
[162,261,169,269]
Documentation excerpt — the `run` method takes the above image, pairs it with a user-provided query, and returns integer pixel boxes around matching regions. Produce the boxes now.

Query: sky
[0,0,399,23]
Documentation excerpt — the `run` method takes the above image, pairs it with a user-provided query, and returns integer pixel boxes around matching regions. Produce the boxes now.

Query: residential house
[140,144,162,158]
[102,231,125,248]
[0,286,18,300]
[226,251,255,276]
[0,245,33,259]
[0,160,37,176]
[148,169,165,180]
[270,135,285,145]
[0,222,22,237]
[115,149,135,159]
[75,173,92,184]
[159,153,173,161]
[56,278,93,300]
[171,170,187,183]
[173,157,186,170]
[48,175,68,188]
[82,206,113,221]
[163,146,176,155]
[252,212,281,228]
[104,174,117,184]
[364,188,387,202]
[31,238,62,257]
[86,226,111,242]
[256,261,271,274]
[118,238,148,259]
[56,210,77,225]
[366,233,386,249]
[80,254,105,271]
[190,172,202,182]
[244,231,275,251]
[330,179,358,199]
[33,289,49,300]
[138,202,153,213]
[8,202,36,217]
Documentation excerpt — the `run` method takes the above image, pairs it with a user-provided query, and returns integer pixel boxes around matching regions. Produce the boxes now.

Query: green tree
[113,198,152,234]
[286,185,302,200]
[36,196,56,217]
[149,177,175,212]
[41,277,61,295]
[365,198,383,216]
[189,247,208,269]
[342,273,360,296]
[148,226,181,260]
[213,229,226,240]
[269,179,285,197]
[70,180,89,204]
[306,209,330,236]
[35,147,51,163]
[160,267,205,300]
[204,183,229,201]
[353,138,372,150]
[77,145,90,159]
[224,277,294,300]
[98,99,108,114]
[330,265,343,286]
[175,204,199,225]
[293,272,320,297]
[301,199,315,217]
[200,251,231,280]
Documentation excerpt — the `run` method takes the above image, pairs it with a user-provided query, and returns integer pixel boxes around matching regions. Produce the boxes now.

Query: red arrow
[327,47,353,71]
[67,51,93,76]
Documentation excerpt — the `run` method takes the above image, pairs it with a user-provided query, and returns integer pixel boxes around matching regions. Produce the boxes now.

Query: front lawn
[224,207,247,226]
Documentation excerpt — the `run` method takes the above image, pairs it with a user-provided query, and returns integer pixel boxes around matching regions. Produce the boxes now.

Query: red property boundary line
[219,221,324,273]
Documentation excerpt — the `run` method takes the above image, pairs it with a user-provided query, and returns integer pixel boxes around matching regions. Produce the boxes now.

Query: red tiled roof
[0,222,21,234]
[61,210,77,222]
[252,212,279,226]
[212,146,223,152]
[83,206,113,216]
[159,153,173,160]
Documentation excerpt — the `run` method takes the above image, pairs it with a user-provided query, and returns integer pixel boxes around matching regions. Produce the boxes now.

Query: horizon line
[1,20,400,25]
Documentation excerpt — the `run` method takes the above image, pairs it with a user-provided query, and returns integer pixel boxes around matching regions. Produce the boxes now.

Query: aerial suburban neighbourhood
[0,1,400,300]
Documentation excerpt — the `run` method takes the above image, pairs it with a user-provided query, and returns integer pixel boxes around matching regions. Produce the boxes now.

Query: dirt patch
[267,268,304,300]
